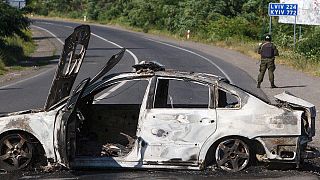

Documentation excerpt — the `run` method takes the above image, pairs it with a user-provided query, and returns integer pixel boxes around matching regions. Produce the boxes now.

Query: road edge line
[144,37,233,84]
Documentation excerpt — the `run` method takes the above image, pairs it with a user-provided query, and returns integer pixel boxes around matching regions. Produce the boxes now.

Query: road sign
[279,0,320,26]
[268,3,299,49]
[6,0,26,9]
[268,3,298,16]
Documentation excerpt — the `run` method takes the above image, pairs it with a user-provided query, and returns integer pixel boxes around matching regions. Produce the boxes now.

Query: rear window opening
[217,88,240,108]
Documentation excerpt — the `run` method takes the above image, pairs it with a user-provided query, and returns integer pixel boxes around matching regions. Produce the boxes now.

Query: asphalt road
[0,19,319,179]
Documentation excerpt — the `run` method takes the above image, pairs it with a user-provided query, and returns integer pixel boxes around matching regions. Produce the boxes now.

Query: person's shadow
[270,85,306,88]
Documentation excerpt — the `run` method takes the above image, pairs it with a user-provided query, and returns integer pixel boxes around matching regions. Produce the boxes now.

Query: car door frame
[53,78,90,167]
[136,76,217,165]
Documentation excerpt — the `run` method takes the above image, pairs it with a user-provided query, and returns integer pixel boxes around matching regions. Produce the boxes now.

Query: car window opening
[154,79,209,108]
[75,80,149,157]
[217,88,240,108]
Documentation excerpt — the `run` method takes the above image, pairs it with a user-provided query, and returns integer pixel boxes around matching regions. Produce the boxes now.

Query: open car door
[54,78,90,167]
[54,48,127,167]
[89,48,126,84]
[44,25,91,111]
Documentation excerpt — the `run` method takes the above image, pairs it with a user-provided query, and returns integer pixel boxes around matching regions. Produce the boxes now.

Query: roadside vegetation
[0,2,35,75]
[28,0,320,76]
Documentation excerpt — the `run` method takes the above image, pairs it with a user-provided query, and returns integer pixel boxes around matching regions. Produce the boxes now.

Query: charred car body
[0,25,318,172]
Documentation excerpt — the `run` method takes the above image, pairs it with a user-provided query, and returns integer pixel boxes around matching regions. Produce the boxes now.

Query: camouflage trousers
[257,58,276,85]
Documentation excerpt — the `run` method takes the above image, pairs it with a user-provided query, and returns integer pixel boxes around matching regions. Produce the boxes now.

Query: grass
[0,60,7,75]
[0,30,36,75]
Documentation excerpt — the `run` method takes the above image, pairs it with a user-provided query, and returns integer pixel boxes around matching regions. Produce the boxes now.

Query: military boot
[257,82,261,88]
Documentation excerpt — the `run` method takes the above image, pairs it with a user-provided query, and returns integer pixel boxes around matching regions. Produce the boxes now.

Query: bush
[207,16,258,41]
[0,34,34,66]
[273,32,293,48]
[0,49,7,75]
[68,11,84,19]
[296,27,320,62]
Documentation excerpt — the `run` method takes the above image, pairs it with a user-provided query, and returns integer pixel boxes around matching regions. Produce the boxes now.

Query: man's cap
[265,35,272,41]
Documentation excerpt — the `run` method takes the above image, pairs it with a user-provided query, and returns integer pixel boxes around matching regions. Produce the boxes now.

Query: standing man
[257,34,279,88]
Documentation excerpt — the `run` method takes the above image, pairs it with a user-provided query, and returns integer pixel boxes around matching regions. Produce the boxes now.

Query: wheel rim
[215,138,250,172]
[0,134,33,171]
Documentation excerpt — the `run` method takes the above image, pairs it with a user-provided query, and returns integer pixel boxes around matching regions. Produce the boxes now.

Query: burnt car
[0,25,318,172]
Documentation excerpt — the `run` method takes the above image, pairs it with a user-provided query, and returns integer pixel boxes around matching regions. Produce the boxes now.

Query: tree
[0,2,30,66]
[0,2,30,41]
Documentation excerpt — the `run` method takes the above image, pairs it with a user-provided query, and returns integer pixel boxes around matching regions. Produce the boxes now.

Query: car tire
[215,138,251,172]
[0,133,34,171]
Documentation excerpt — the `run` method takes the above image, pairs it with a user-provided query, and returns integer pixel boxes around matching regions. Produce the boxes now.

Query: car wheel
[215,138,250,172]
[0,134,34,171]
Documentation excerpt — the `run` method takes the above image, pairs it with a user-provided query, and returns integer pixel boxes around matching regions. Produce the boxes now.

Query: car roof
[98,70,228,85]
[154,70,228,83]
[131,61,228,84]
[81,70,226,101]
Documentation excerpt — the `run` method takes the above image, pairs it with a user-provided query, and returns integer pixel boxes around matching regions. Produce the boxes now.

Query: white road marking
[2,23,140,102]
[91,33,139,64]
[90,33,139,101]
[0,68,54,89]
[35,22,140,102]
[144,38,233,84]
[93,82,126,103]
[37,22,140,64]
[32,25,64,44]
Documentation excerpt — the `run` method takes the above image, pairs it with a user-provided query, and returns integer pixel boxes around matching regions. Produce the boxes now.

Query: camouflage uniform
[257,40,279,88]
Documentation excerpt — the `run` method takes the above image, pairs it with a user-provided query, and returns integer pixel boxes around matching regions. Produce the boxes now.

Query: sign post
[269,16,272,35]
[268,3,298,48]
[294,16,297,48]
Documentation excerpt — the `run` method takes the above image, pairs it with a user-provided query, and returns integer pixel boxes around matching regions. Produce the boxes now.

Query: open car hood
[274,91,316,117]
[44,25,91,111]
[44,25,126,111]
